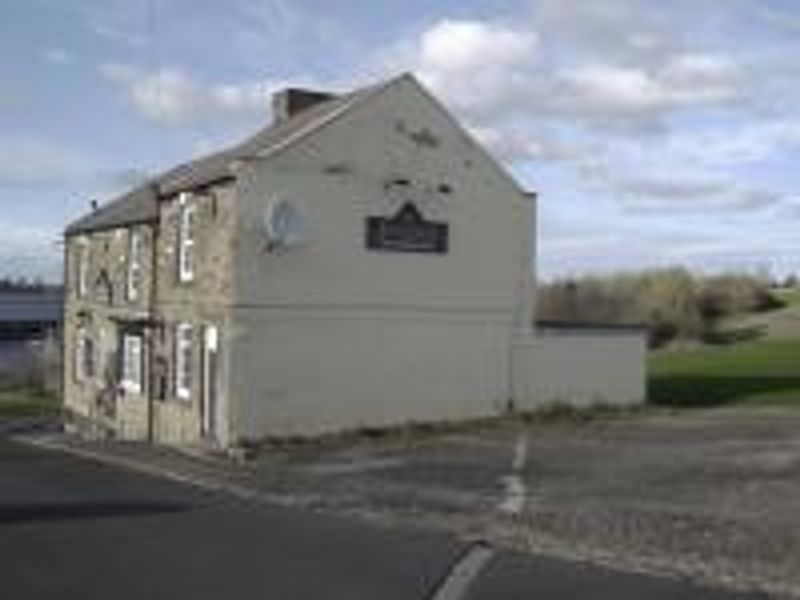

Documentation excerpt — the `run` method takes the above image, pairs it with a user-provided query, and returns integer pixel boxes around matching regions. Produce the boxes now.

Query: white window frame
[174,322,194,400]
[76,238,90,299]
[74,327,86,383]
[121,334,143,394]
[126,229,142,302]
[178,196,196,283]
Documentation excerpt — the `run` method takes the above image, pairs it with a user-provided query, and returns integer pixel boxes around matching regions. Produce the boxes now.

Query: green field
[649,290,800,407]
[0,387,60,418]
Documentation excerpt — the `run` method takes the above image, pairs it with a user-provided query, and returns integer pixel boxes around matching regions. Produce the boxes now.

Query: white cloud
[557,54,742,120]
[418,20,537,75]
[470,125,572,163]
[615,177,780,213]
[100,63,311,126]
[92,23,147,48]
[100,63,320,126]
[42,48,72,66]
[0,222,62,282]
[380,19,539,119]
[380,14,745,133]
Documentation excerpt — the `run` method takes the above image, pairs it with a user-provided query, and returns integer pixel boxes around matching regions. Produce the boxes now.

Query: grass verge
[649,337,800,407]
[0,386,61,418]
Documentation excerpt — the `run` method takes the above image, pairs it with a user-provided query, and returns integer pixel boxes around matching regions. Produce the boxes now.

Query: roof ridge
[65,73,410,235]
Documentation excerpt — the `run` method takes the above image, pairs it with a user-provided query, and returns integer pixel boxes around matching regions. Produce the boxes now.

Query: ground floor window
[74,327,94,383]
[174,323,193,400]
[121,334,143,394]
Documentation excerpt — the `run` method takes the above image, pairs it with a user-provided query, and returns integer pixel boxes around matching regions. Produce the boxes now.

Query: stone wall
[149,182,236,445]
[62,224,155,437]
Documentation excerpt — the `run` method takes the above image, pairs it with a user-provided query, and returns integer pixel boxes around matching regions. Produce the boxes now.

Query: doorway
[201,325,220,442]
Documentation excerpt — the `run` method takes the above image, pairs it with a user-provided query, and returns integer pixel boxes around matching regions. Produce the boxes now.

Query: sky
[2,0,800,282]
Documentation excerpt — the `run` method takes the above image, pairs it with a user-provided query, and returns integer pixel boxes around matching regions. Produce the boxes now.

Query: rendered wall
[512,329,646,409]
[229,309,510,439]
[229,76,530,440]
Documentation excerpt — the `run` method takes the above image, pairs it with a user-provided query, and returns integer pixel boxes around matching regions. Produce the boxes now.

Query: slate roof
[66,77,394,236]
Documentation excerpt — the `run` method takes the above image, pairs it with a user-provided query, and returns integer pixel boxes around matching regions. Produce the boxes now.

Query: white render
[226,75,644,440]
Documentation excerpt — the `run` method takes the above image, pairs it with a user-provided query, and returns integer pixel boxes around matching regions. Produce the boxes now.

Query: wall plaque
[365,202,448,254]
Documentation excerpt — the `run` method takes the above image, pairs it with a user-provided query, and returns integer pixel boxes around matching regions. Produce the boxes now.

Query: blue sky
[3,0,800,282]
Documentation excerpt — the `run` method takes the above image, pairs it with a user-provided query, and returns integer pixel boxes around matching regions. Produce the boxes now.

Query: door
[201,325,220,442]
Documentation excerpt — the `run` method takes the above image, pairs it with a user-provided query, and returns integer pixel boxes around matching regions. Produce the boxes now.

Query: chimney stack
[272,88,336,124]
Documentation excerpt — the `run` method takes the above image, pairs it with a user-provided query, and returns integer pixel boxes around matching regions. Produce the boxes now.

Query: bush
[537,268,778,348]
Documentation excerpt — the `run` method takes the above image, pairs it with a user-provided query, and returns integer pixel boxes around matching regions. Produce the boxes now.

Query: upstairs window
[121,334,143,394]
[178,196,196,283]
[126,229,143,302]
[76,238,90,299]
[174,322,194,400]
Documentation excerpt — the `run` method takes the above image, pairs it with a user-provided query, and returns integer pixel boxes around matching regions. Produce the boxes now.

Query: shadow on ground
[701,325,766,346]
[0,501,190,525]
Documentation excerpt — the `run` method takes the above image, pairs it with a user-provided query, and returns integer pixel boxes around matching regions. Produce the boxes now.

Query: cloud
[470,125,573,163]
[92,23,147,48]
[0,136,95,187]
[379,13,747,134]
[554,54,742,123]
[613,176,781,213]
[379,19,539,120]
[756,6,800,32]
[100,63,309,126]
[0,222,62,282]
[42,48,73,66]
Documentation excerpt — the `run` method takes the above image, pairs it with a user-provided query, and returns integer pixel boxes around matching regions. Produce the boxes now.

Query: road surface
[0,437,767,599]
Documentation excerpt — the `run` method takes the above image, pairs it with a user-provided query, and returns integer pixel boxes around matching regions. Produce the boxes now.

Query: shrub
[537,268,777,348]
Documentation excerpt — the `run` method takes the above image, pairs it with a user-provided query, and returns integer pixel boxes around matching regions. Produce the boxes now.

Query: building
[0,289,62,339]
[63,74,645,448]
[0,288,63,380]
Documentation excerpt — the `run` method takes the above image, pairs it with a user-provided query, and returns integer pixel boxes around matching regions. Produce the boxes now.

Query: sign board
[366,202,448,254]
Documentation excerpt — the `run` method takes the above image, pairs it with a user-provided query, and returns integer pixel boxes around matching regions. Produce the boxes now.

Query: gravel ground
[248,410,800,597]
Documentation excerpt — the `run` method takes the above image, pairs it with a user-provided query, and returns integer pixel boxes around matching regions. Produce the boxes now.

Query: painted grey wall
[228,76,531,439]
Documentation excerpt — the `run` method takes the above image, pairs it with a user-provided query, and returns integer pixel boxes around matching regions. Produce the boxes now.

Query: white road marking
[497,474,525,515]
[430,542,496,600]
[497,432,529,515]
[512,434,529,473]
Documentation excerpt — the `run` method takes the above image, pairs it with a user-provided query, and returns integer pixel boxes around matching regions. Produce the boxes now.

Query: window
[126,229,142,302]
[174,323,193,400]
[121,334,143,394]
[178,197,196,283]
[76,238,90,299]
[74,327,94,383]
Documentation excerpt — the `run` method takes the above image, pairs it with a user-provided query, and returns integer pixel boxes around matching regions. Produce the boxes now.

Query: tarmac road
[0,437,769,599]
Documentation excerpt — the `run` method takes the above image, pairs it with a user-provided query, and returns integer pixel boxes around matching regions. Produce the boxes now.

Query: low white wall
[229,307,512,440]
[512,326,646,409]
